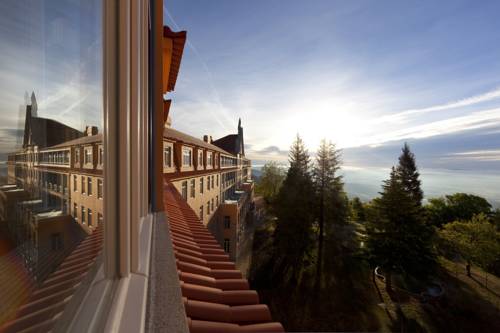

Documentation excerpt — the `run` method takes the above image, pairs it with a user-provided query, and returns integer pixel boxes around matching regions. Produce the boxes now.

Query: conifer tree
[312,140,344,284]
[366,144,436,291]
[273,134,315,282]
[396,142,423,205]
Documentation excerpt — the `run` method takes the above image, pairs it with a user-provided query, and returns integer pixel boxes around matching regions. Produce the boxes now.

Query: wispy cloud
[367,107,500,145]
[378,87,500,123]
[446,149,500,162]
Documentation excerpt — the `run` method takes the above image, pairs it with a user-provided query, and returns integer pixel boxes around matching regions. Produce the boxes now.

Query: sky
[0,0,102,157]
[164,0,500,173]
[0,1,498,202]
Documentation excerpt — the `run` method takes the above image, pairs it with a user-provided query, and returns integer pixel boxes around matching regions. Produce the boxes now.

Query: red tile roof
[0,227,103,333]
[163,26,187,93]
[163,182,284,333]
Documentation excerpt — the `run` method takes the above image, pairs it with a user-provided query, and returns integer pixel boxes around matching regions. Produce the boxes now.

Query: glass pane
[0,0,103,329]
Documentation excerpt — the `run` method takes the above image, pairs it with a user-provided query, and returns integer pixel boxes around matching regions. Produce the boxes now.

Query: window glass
[0,0,104,327]
[181,181,187,199]
[182,147,192,166]
[164,145,172,167]
[190,179,195,198]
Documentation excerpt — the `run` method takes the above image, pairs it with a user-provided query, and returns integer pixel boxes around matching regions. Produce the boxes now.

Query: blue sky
[0,0,499,201]
[0,0,102,156]
[164,0,500,171]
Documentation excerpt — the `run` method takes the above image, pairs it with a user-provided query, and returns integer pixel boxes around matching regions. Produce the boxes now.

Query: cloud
[246,145,289,162]
[378,87,500,123]
[446,150,500,162]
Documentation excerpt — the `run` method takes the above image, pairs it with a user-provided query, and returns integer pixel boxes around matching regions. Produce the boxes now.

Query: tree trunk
[385,270,393,292]
[315,192,325,291]
[466,261,472,277]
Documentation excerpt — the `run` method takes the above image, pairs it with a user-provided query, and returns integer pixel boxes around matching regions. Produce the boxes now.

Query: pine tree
[273,134,315,282]
[312,140,344,285]
[396,142,423,205]
[366,145,436,291]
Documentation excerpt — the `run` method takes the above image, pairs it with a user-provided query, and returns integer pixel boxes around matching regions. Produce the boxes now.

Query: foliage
[273,134,315,282]
[350,197,366,223]
[425,193,492,228]
[255,161,286,204]
[396,143,423,205]
[438,213,500,271]
[365,144,436,288]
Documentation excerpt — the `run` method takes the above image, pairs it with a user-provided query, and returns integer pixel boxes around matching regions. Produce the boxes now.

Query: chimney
[85,126,98,136]
[203,135,209,142]
[209,136,213,143]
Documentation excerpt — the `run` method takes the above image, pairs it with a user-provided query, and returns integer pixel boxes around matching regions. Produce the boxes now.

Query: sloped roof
[163,26,187,93]
[212,134,239,156]
[0,227,103,333]
[23,106,84,149]
[164,127,233,155]
[46,133,103,149]
[163,182,284,333]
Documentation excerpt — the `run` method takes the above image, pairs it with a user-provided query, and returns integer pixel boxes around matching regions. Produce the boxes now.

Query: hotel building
[0,3,282,330]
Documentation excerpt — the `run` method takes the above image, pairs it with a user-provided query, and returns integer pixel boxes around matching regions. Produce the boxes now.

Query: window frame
[55,0,158,331]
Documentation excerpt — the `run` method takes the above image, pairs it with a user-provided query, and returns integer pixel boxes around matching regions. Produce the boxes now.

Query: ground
[247,203,500,332]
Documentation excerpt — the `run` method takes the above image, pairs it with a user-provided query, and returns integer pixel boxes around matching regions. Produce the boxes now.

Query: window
[98,146,104,166]
[74,175,78,192]
[207,201,210,215]
[182,147,192,166]
[98,179,103,199]
[216,174,219,186]
[200,178,204,194]
[216,195,219,206]
[73,203,78,220]
[224,216,231,229]
[88,209,93,226]
[98,213,103,225]
[181,181,188,199]
[81,177,86,194]
[207,176,211,190]
[211,198,214,211]
[164,145,172,167]
[51,233,63,251]
[199,206,204,219]
[224,239,230,253]
[81,206,86,224]
[190,179,195,198]
[88,177,93,195]
[198,150,203,167]
[211,175,214,188]
[207,152,212,166]
[84,147,93,164]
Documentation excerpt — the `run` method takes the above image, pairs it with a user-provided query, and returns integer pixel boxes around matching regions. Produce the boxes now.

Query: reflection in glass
[0,0,102,328]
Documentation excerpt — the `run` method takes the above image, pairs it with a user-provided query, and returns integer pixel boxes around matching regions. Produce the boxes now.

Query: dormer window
[182,147,192,166]
[198,150,203,167]
[207,152,212,167]
[84,147,93,165]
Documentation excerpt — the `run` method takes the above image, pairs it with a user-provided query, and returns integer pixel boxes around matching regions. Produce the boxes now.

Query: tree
[439,213,500,277]
[255,161,286,204]
[366,145,436,291]
[396,142,423,205]
[312,140,346,285]
[273,134,315,282]
[350,197,366,223]
[425,193,492,227]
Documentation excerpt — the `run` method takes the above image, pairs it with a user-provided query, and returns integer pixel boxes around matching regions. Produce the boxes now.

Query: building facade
[163,119,254,260]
